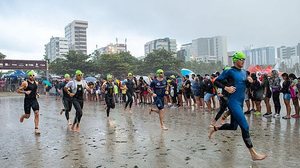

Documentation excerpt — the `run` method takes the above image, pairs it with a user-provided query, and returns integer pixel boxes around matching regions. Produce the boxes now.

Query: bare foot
[68,120,72,125]
[35,128,41,135]
[251,152,267,161]
[210,119,217,126]
[161,125,168,130]
[71,124,75,131]
[75,126,80,132]
[208,125,217,139]
[20,116,24,123]
[149,108,153,114]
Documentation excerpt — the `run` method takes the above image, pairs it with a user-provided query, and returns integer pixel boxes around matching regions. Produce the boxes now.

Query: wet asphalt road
[0,95,299,168]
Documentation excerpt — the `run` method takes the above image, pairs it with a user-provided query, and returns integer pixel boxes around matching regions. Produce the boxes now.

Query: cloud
[0,0,300,60]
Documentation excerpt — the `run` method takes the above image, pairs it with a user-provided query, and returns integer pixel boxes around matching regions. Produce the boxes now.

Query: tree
[141,49,182,74]
[0,52,6,59]
[94,52,140,78]
[49,51,93,76]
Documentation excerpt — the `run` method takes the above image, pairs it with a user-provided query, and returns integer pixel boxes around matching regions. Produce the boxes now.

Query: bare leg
[34,111,39,129]
[245,100,250,111]
[208,125,217,139]
[249,148,267,161]
[34,111,40,134]
[20,114,30,123]
[284,100,291,117]
[158,109,168,130]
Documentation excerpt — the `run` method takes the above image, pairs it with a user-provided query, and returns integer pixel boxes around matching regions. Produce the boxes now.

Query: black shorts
[266,91,272,98]
[24,98,39,114]
[185,92,192,99]
[154,96,164,110]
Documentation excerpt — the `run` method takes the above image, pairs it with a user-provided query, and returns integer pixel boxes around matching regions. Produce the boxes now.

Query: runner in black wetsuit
[18,70,41,135]
[209,51,267,161]
[124,73,135,113]
[211,66,231,126]
[102,74,116,126]
[148,69,168,130]
[59,74,73,125]
[64,70,91,132]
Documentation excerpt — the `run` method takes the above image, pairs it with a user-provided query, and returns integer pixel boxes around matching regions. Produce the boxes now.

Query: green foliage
[49,50,92,76]
[49,49,228,78]
[141,49,182,74]
[94,52,139,78]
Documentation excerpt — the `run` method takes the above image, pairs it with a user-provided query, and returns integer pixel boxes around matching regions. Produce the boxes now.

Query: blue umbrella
[4,70,27,78]
[85,77,97,83]
[180,68,194,76]
[42,80,52,87]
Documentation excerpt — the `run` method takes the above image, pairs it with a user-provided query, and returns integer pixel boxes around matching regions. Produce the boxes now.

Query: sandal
[282,116,291,119]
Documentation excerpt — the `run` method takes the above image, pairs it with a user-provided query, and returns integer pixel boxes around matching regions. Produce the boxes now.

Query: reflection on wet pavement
[0,96,299,167]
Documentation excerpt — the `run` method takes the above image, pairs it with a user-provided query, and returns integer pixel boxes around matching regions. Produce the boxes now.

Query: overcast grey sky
[0,0,299,60]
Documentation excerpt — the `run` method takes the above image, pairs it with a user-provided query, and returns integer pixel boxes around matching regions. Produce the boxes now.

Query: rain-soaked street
[1,94,299,168]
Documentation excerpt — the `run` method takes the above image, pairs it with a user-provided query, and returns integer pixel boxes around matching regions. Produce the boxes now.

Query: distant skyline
[0,0,300,60]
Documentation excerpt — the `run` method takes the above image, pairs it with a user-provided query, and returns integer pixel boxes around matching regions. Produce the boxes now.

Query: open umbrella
[42,80,52,87]
[4,70,26,78]
[164,71,180,78]
[85,77,97,83]
[180,68,194,76]
[142,76,151,85]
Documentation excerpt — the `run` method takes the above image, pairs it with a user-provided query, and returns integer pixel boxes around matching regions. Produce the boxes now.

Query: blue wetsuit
[214,66,253,148]
[150,79,167,110]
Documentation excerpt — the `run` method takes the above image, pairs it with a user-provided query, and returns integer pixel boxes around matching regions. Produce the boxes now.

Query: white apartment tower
[65,20,88,54]
[144,38,177,56]
[45,37,69,62]
[191,36,228,65]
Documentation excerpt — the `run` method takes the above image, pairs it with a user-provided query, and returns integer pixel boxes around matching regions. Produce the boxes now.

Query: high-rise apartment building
[144,38,177,56]
[278,43,300,68]
[65,20,88,54]
[277,46,297,59]
[45,37,68,62]
[96,43,127,55]
[243,46,276,67]
[191,36,227,65]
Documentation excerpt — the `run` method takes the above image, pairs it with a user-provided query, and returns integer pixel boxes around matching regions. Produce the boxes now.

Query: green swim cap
[75,70,83,75]
[64,74,70,78]
[156,69,164,74]
[170,75,176,79]
[128,73,133,77]
[27,70,35,76]
[107,74,113,80]
[232,51,246,62]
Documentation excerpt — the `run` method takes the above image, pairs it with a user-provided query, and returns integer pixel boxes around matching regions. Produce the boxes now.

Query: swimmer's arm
[64,81,73,94]
[17,81,28,94]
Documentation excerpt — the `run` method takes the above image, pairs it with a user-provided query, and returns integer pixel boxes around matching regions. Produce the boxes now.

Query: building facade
[96,43,127,55]
[278,43,300,68]
[180,43,192,62]
[45,37,69,62]
[65,20,88,54]
[243,46,276,68]
[144,38,177,56]
[191,36,227,65]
